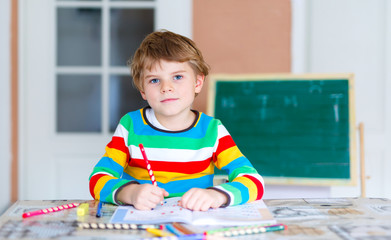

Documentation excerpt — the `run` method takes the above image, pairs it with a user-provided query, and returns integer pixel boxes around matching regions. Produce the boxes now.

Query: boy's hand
[117,184,169,210]
[179,188,228,211]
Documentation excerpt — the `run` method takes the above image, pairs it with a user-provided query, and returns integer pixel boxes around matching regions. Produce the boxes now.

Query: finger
[193,197,210,211]
[180,190,195,209]
[133,200,155,210]
[162,189,169,197]
[200,199,213,211]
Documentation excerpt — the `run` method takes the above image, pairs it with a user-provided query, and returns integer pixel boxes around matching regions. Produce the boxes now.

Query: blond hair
[128,30,210,91]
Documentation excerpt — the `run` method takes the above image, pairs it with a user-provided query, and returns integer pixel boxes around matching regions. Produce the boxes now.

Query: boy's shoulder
[117,108,144,126]
[198,112,223,127]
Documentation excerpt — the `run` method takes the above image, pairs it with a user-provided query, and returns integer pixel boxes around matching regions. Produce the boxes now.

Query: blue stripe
[229,181,250,204]
[161,175,214,194]
[119,172,214,195]
[221,156,253,175]
[96,157,124,177]
[100,179,122,202]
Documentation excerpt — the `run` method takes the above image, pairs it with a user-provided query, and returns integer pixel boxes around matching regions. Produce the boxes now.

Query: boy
[89,30,264,211]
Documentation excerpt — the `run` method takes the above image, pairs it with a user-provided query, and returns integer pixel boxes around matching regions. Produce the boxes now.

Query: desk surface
[0,198,390,239]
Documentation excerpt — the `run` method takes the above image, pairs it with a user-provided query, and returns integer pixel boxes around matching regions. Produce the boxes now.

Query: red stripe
[89,174,106,199]
[129,158,212,174]
[243,174,264,200]
[213,135,236,163]
[107,136,130,163]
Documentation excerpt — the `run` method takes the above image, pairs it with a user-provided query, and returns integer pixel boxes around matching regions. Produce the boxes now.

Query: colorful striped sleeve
[211,123,265,206]
[89,115,133,204]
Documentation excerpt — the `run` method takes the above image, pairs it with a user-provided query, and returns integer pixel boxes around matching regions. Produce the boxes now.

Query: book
[110,197,276,226]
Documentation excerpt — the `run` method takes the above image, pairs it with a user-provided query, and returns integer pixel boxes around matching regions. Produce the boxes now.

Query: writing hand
[117,183,169,210]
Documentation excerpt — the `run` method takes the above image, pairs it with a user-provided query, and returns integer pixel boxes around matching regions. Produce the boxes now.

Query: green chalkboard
[208,74,357,186]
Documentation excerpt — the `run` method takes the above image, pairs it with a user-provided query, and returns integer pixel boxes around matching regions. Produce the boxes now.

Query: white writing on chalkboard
[330,94,344,123]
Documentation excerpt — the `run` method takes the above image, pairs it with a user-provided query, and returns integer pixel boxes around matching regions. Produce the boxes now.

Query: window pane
[110,9,154,66]
[109,75,147,132]
[57,74,102,132]
[57,8,102,66]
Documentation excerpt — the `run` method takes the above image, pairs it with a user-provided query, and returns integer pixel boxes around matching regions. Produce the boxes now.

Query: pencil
[138,233,206,240]
[22,203,80,218]
[146,228,174,237]
[172,222,196,235]
[78,222,161,230]
[139,143,157,186]
[165,224,184,236]
[207,223,286,237]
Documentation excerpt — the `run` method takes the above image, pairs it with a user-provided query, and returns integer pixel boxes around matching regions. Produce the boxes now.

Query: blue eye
[174,75,183,80]
[150,79,159,84]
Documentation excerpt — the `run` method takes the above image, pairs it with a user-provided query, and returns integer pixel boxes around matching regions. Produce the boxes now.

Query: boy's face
[140,59,204,121]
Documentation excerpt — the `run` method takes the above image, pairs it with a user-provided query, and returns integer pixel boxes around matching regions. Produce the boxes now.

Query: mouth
[161,98,179,103]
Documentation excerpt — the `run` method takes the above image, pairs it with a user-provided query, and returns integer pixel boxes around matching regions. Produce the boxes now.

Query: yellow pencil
[146,228,174,237]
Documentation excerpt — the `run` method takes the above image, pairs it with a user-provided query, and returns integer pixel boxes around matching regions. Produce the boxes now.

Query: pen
[22,202,80,218]
[96,201,103,218]
[139,143,157,186]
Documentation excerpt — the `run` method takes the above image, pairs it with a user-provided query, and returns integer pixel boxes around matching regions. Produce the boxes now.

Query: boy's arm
[89,117,135,205]
[210,123,265,206]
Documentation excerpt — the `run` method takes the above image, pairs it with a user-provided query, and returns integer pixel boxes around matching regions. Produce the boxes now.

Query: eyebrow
[144,70,187,79]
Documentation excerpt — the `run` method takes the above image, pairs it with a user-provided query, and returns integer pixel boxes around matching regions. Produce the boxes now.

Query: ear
[140,90,147,100]
[195,74,205,94]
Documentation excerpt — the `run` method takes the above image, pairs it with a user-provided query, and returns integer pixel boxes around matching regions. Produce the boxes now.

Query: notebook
[110,197,276,226]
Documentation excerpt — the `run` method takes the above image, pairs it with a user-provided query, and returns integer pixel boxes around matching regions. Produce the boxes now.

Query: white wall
[286,0,391,199]
[0,0,12,214]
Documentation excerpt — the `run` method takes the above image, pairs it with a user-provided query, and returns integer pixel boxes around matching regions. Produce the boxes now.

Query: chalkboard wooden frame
[208,73,357,186]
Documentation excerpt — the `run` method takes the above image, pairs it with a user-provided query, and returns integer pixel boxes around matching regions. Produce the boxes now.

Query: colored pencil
[139,143,157,186]
[22,203,80,218]
[165,224,184,236]
[139,233,206,240]
[78,222,161,230]
[172,222,195,235]
[207,223,286,237]
[147,228,174,237]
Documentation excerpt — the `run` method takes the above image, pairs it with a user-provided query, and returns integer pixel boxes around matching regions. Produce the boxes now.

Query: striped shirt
[89,107,264,206]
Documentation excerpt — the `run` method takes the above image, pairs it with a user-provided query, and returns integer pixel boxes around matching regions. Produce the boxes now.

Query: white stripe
[213,185,235,206]
[91,172,114,178]
[130,145,214,162]
[112,189,119,204]
[113,124,130,153]
[212,124,230,152]
[217,124,230,138]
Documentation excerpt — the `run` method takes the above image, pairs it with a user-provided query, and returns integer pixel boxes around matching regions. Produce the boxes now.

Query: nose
[160,80,173,93]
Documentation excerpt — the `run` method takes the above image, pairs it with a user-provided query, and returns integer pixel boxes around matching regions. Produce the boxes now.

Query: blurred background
[1,0,390,214]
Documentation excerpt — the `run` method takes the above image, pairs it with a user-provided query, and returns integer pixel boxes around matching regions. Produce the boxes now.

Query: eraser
[77,203,89,216]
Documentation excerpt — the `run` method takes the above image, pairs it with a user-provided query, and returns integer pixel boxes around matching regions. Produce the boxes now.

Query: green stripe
[219,183,242,205]
[167,192,185,198]
[119,114,133,132]
[228,166,258,181]
[130,123,218,149]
